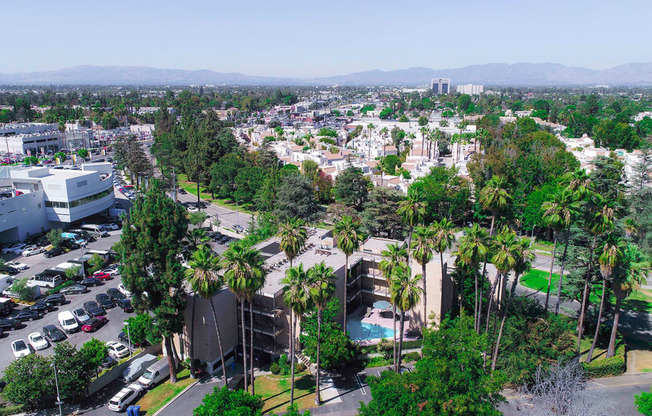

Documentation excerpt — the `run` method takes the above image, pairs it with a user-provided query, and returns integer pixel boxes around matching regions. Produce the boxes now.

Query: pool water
[347,319,396,341]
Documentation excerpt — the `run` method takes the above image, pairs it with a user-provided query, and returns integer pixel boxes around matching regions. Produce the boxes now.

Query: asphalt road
[175,191,253,233]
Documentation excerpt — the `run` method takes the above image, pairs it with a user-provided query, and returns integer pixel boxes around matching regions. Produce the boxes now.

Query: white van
[137,358,171,388]
[58,311,80,333]
[81,224,109,238]
[121,353,157,382]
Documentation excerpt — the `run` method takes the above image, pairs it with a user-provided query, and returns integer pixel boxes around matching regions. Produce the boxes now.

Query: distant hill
[0,63,651,86]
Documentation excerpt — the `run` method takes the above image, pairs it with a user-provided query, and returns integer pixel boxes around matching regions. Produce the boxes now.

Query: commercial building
[0,123,62,155]
[456,84,484,95]
[431,78,451,94]
[0,163,115,242]
[180,228,454,374]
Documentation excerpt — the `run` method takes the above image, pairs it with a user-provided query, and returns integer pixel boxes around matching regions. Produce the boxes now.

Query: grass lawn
[579,337,609,362]
[136,368,195,414]
[520,269,652,313]
[254,372,316,414]
[365,356,392,369]
[533,240,554,255]
[176,174,256,214]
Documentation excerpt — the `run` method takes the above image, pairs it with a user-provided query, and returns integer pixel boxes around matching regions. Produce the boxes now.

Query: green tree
[484,227,519,338]
[117,181,189,383]
[278,218,308,268]
[380,243,408,368]
[194,386,263,416]
[46,228,63,248]
[333,216,363,333]
[187,228,210,252]
[1,354,54,409]
[361,187,406,240]
[479,175,512,237]
[124,313,161,346]
[411,226,434,325]
[418,115,429,126]
[359,314,503,416]
[397,191,426,272]
[188,211,208,227]
[80,338,108,377]
[186,245,227,384]
[281,264,312,406]
[390,263,422,371]
[275,174,322,223]
[77,148,89,159]
[53,341,92,403]
[54,151,67,163]
[306,261,336,405]
[636,386,652,416]
[333,167,369,211]
[13,277,34,301]
[455,224,489,332]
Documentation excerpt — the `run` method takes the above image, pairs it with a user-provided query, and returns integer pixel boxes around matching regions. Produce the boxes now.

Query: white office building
[0,163,115,242]
[456,84,484,95]
[431,78,451,94]
[0,123,63,155]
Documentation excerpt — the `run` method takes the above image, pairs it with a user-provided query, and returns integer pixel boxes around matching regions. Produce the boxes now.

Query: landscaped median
[136,368,196,415]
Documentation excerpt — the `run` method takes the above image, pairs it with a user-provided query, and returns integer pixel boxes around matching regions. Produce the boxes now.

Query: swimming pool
[347,319,396,341]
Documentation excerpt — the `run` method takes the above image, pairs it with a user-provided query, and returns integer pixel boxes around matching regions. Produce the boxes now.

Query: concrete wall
[87,344,162,396]
[0,190,50,242]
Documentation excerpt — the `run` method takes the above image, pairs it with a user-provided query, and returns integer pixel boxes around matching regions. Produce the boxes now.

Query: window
[45,187,112,210]
[77,180,87,187]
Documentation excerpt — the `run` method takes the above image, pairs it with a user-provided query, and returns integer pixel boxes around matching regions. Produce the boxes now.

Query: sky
[2,0,651,78]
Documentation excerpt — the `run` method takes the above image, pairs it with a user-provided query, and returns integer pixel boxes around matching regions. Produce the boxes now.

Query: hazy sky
[2,0,650,77]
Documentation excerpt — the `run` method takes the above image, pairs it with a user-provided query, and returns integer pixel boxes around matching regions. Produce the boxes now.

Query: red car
[92,272,111,280]
[81,316,108,332]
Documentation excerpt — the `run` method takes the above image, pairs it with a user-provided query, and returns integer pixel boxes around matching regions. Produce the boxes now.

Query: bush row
[582,344,626,378]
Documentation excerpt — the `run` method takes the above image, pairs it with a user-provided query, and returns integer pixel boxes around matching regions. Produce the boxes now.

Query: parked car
[96,293,114,309]
[22,245,45,257]
[118,331,146,348]
[233,224,245,233]
[82,316,108,332]
[72,308,91,324]
[83,301,106,317]
[5,261,28,271]
[58,311,80,333]
[106,288,125,301]
[14,309,43,322]
[107,384,144,412]
[102,223,120,231]
[0,318,22,331]
[44,247,65,258]
[44,294,66,306]
[11,339,32,358]
[100,356,118,370]
[93,272,112,281]
[80,277,103,287]
[30,301,54,313]
[115,299,134,313]
[60,284,88,295]
[117,284,132,298]
[137,359,171,388]
[2,243,26,254]
[42,324,67,342]
[103,266,119,275]
[28,332,49,350]
[106,341,130,359]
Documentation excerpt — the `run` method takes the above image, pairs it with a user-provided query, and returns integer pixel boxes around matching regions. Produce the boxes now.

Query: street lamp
[124,321,132,357]
[53,361,63,416]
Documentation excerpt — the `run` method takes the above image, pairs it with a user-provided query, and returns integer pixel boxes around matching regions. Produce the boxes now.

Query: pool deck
[348,308,418,346]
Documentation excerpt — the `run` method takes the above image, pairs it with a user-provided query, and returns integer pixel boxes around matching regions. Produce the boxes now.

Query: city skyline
[3,0,651,77]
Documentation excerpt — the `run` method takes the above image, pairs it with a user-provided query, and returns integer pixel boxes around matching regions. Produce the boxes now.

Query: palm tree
[586,234,624,363]
[577,193,615,351]
[485,227,518,336]
[379,126,389,157]
[278,217,308,268]
[334,216,363,334]
[397,191,426,270]
[606,244,649,357]
[432,218,456,286]
[281,264,311,406]
[419,127,429,158]
[491,236,534,371]
[479,175,512,238]
[541,187,581,314]
[187,228,210,252]
[221,244,265,393]
[185,245,227,385]
[455,224,489,332]
[411,226,434,326]
[389,263,422,372]
[380,243,408,371]
[367,123,375,160]
[307,261,336,406]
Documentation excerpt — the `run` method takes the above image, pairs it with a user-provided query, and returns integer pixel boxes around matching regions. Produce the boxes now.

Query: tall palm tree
[389,263,422,372]
[586,234,624,363]
[187,228,210,252]
[577,193,615,351]
[419,127,430,158]
[397,191,426,270]
[367,123,375,160]
[432,218,456,284]
[606,243,649,357]
[307,261,336,406]
[278,217,308,268]
[380,243,408,371]
[479,175,512,238]
[455,224,489,332]
[281,264,311,406]
[379,126,389,157]
[411,226,435,326]
[541,187,581,314]
[485,227,518,336]
[491,237,534,370]
[185,245,227,385]
[334,216,363,334]
[221,244,265,393]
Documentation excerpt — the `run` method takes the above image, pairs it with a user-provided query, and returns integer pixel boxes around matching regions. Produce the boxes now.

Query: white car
[102,223,120,231]
[2,243,26,254]
[28,332,49,350]
[104,266,119,275]
[108,383,144,412]
[22,245,45,257]
[117,284,132,298]
[58,311,80,333]
[72,308,91,324]
[6,261,28,270]
[11,339,32,358]
[106,341,130,359]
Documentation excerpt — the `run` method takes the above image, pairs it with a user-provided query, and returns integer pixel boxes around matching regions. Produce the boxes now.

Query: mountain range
[1,63,651,86]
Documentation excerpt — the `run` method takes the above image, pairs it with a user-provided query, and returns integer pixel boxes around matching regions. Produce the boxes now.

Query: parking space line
[355,374,366,395]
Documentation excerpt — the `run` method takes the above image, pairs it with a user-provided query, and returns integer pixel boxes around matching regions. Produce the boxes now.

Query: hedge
[0,405,26,416]
[583,344,626,378]
[403,351,421,362]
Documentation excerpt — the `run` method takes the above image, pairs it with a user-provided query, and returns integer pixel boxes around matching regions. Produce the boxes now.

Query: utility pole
[53,361,63,416]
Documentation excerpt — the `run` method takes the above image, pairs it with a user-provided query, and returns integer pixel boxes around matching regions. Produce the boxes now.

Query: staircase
[295,352,314,373]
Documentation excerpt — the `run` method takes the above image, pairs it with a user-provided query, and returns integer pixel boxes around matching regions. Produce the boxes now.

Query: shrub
[403,351,421,362]
[376,338,394,360]
[278,354,290,375]
[295,362,306,372]
[0,405,26,416]
[270,362,281,375]
[319,137,336,145]
[636,386,652,416]
[582,344,626,378]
